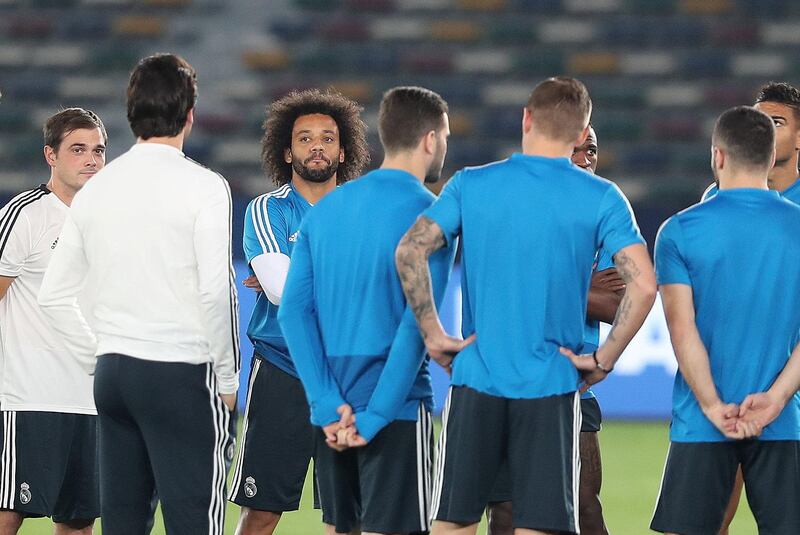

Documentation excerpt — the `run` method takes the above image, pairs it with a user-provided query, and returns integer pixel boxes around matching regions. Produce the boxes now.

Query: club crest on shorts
[19,482,31,504]
[244,476,257,498]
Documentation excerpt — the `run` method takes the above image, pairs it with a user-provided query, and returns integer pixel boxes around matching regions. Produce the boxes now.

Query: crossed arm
[661,283,800,438]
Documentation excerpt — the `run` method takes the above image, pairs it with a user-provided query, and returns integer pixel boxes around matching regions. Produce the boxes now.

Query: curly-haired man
[229,89,369,535]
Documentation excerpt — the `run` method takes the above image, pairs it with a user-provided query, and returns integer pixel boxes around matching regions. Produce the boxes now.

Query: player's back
[69,143,233,362]
[436,153,642,399]
[657,188,800,440]
[301,169,454,407]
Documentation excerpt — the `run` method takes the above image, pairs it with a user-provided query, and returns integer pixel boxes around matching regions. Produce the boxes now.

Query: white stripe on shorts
[228,358,261,498]
[430,387,453,522]
[205,365,230,535]
[0,411,16,509]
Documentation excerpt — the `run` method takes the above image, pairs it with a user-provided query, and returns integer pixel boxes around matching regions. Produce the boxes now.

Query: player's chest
[24,218,64,275]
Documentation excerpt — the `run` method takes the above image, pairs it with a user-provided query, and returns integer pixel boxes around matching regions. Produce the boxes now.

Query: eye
[72,147,84,154]
[299,136,310,142]
[587,148,597,157]
[324,136,334,143]
[95,148,106,155]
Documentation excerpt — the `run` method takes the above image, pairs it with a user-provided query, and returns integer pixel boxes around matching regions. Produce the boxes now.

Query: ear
[44,145,57,167]
[284,148,292,163]
[339,147,345,163]
[522,107,533,134]
[794,128,800,152]
[424,130,437,155]
[712,146,725,170]
[186,107,194,127]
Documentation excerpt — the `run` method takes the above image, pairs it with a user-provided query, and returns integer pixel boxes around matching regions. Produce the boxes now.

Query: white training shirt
[0,185,96,414]
[38,143,241,394]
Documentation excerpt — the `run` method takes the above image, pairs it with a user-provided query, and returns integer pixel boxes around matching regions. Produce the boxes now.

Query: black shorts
[433,386,580,533]
[488,396,601,504]
[651,440,800,535]
[316,404,433,534]
[0,411,99,523]
[228,357,316,512]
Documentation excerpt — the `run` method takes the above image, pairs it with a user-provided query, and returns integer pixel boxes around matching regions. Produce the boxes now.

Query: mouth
[305,155,330,165]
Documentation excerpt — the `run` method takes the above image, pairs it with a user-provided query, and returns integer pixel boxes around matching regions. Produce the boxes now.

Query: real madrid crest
[19,482,31,504]
[244,476,257,498]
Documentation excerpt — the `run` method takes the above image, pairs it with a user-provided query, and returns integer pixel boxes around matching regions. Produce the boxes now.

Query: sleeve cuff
[353,411,390,443]
[216,373,239,395]
[310,394,347,427]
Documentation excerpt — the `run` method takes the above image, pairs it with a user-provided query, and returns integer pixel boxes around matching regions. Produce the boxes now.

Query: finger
[458,333,477,349]
[559,347,577,361]
[738,396,756,417]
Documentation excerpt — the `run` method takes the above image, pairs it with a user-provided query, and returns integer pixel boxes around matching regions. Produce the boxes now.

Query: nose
[86,152,98,167]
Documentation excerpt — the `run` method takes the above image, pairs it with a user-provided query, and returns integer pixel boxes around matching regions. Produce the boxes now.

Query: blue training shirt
[702,177,800,204]
[655,188,800,442]
[278,169,456,441]
[242,183,310,377]
[424,153,644,399]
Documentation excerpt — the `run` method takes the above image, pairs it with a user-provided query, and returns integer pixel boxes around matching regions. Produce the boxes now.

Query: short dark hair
[126,53,197,139]
[713,106,775,169]
[378,86,448,154]
[261,89,370,186]
[43,108,107,151]
[527,77,592,143]
[755,81,800,121]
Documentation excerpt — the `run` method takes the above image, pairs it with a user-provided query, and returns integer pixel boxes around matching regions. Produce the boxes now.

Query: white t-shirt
[38,143,240,394]
[0,185,96,414]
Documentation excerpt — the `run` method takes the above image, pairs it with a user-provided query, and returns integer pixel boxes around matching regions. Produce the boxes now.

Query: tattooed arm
[395,216,474,369]
[561,243,656,387]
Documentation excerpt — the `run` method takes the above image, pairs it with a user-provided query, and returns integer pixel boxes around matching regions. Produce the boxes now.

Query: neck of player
[46,175,77,207]
[767,152,800,192]
[522,134,575,160]
[293,175,337,205]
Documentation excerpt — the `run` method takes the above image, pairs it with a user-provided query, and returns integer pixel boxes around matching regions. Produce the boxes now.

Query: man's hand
[219,393,236,412]
[559,347,609,391]
[426,333,476,374]
[703,401,752,439]
[591,267,626,295]
[243,275,263,293]
[323,404,355,452]
[739,392,785,434]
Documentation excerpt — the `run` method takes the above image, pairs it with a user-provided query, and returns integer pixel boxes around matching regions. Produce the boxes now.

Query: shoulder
[1,185,50,221]
[249,185,292,212]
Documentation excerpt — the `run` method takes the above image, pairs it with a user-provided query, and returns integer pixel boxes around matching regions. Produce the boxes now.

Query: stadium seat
[568,52,620,75]
[0,108,31,132]
[59,76,119,100]
[731,53,787,77]
[7,15,54,38]
[88,45,142,71]
[457,0,506,10]
[485,19,538,44]
[112,15,166,37]
[400,51,453,73]
[327,80,374,103]
[241,50,291,71]
[430,20,482,42]
[710,22,758,46]
[453,50,512,74]
[295,0,342,9]
[683,51,729,77]
[678,0,731,14]
[512,50,565,76]
[346,0,395,11]
[320,19,370,41]
[649,117,701,141]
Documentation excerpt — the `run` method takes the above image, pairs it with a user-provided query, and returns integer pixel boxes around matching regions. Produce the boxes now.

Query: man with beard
[229,89,369,535]
[279,86,465,535]
[651,106,800,535]
[699,82,800,535]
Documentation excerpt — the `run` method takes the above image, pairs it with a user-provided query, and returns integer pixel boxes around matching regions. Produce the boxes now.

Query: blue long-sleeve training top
[278,169,456,442]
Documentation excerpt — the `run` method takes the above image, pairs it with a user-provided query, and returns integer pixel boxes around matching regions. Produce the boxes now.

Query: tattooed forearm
[605,293,632,343]
[396,216,446,336]
[613,250,641,284]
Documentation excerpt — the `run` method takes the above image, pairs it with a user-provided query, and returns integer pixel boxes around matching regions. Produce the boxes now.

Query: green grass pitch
[19,421,757,534]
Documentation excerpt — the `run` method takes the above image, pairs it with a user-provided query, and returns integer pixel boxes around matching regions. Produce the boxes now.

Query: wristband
[592,350,614,373]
